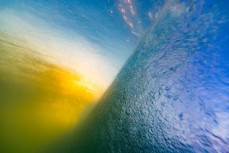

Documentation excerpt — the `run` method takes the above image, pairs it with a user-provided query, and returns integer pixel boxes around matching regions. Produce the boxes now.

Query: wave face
[58,0,229,153]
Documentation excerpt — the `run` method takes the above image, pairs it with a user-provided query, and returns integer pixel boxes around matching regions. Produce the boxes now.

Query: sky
[0,1,164,152]
[1,1,229,153]
[0,0,165,90]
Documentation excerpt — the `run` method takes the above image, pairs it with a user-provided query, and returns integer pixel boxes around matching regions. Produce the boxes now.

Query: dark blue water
[54,0,229,153]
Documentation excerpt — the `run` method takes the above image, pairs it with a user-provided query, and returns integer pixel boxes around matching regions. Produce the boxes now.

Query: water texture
[58,1,229,153]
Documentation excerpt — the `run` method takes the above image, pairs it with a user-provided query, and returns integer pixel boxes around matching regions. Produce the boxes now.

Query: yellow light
[0,33,104,153]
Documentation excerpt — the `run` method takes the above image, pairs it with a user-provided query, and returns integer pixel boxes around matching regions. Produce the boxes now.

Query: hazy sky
[0,0,162,89]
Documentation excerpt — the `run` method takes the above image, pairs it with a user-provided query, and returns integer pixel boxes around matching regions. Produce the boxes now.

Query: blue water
[1,0,228,153]
[54,0,229,153]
